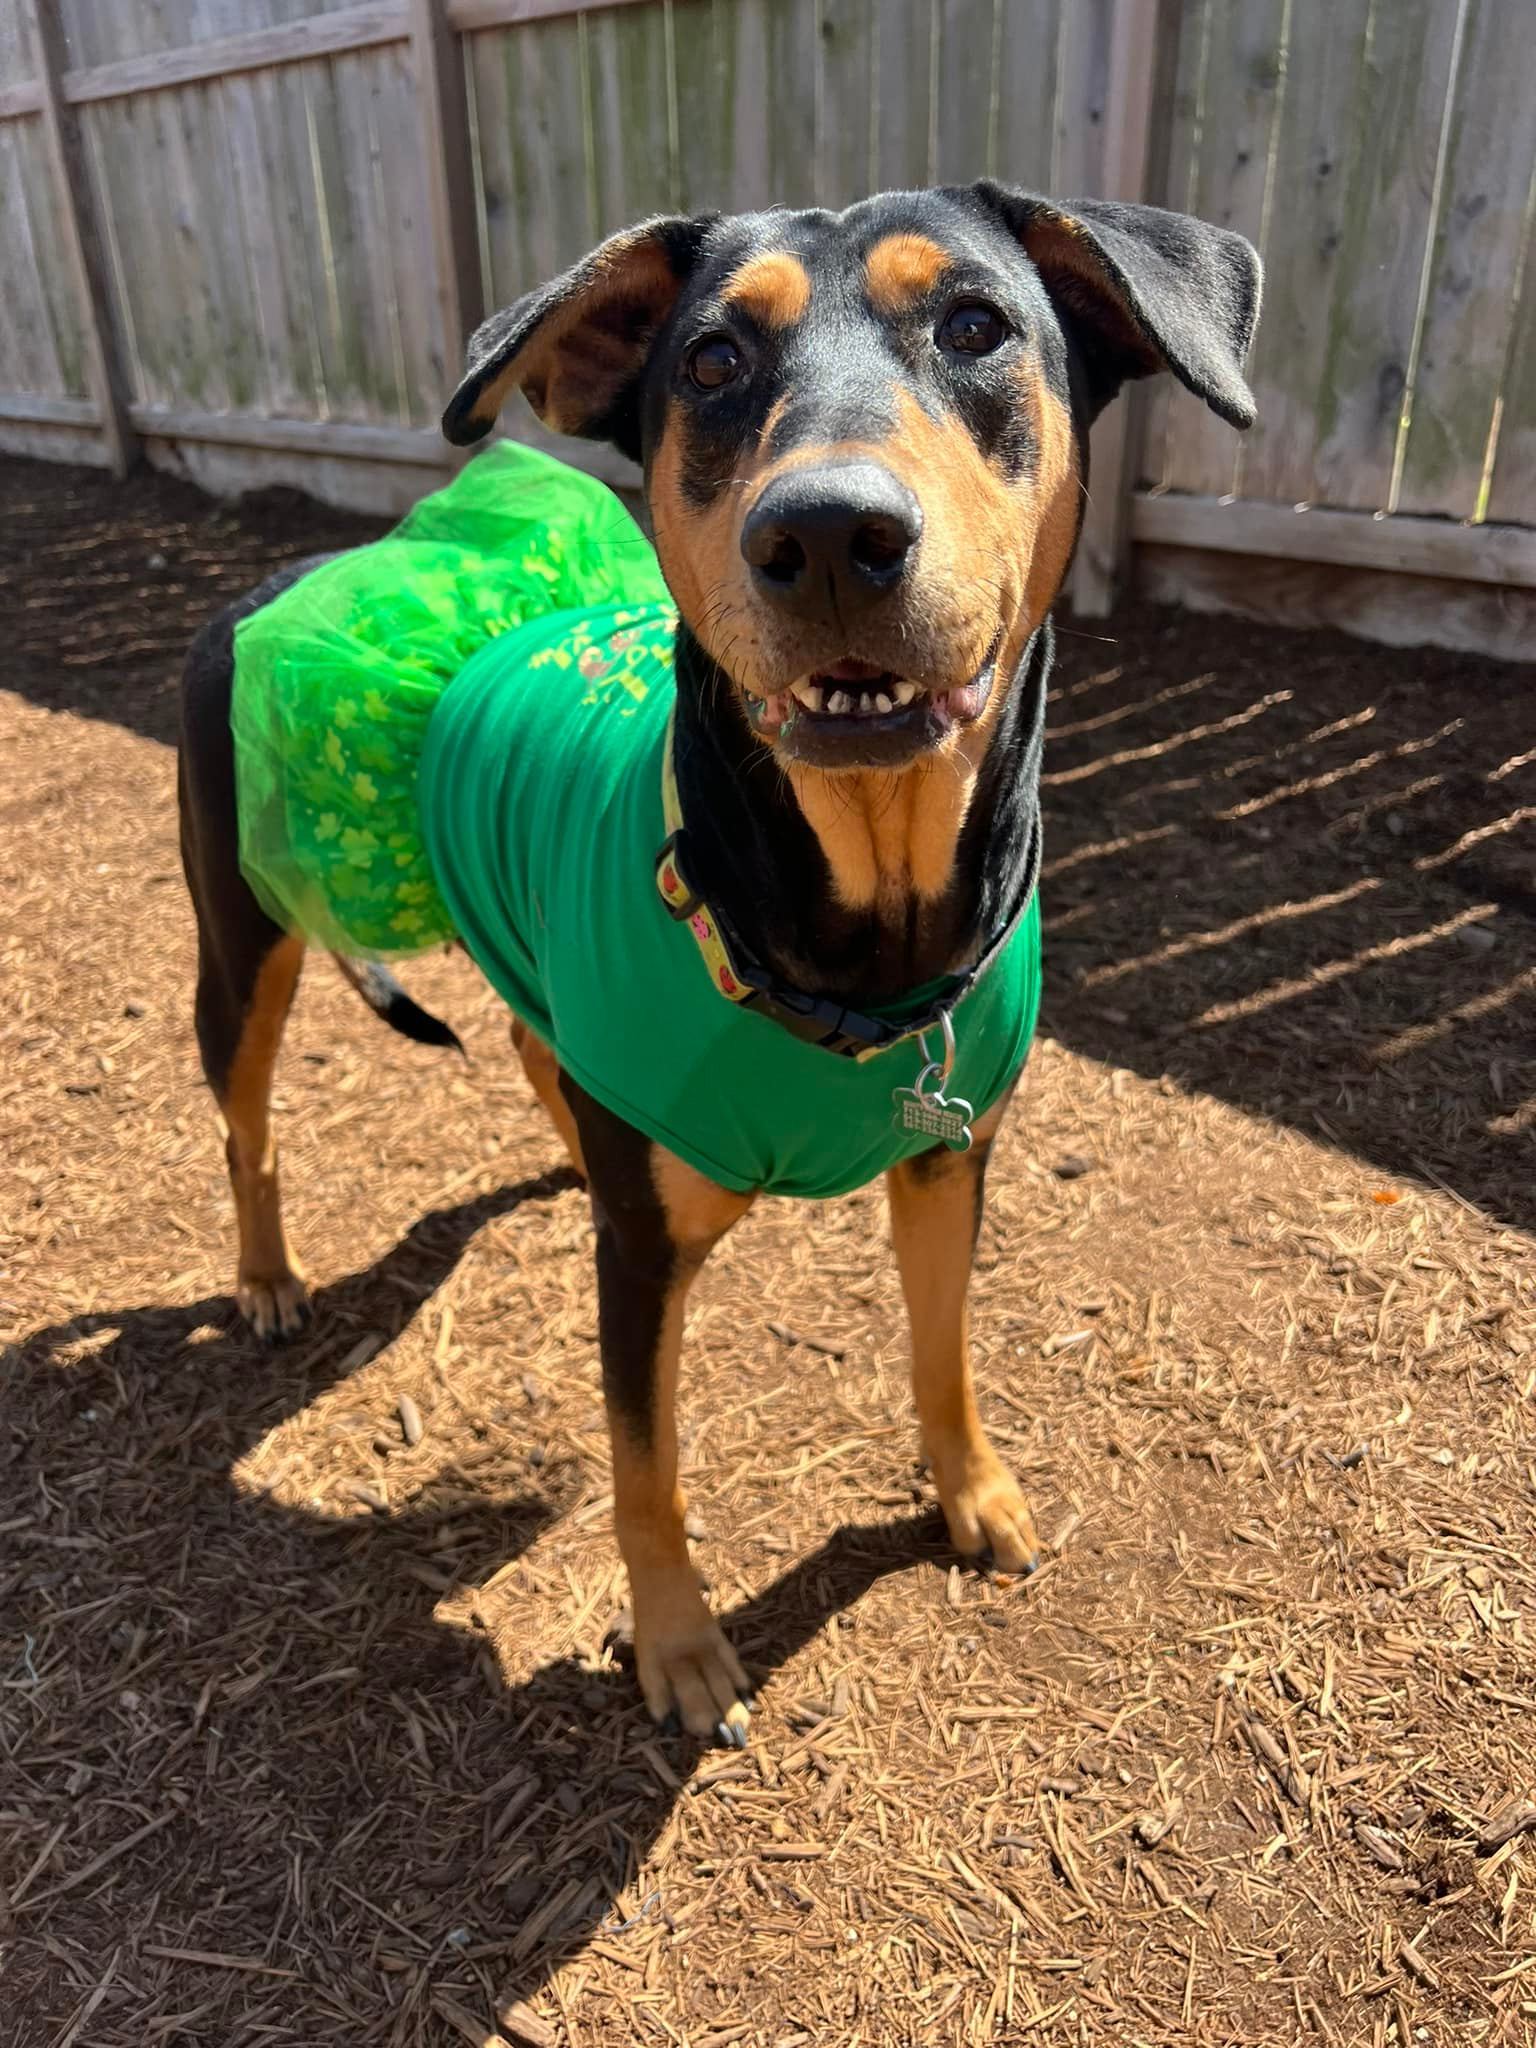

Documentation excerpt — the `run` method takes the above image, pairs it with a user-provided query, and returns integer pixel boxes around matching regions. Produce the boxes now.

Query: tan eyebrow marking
[865,233,952,315]
[721,251,813,329]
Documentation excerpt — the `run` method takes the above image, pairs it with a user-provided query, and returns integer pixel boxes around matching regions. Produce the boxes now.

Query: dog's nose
[741,463,922,624]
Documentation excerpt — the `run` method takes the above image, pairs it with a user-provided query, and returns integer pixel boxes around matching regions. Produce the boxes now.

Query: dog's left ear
[964,185,1261,429]
[442,214,717,457]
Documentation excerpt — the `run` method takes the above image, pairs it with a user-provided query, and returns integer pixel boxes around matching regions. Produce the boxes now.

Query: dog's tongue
[816,657,885,683]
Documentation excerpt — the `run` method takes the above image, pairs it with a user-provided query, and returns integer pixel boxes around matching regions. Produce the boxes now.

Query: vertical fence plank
[408,0,482,402]
[817,0,876,208]
[251,60,329,414]
[1138,0,1206,490]
[19,0,135,470]
[0,119,74,397]
[1394,0,1536,520]
[342,50,411,422]
[1235,0,1371,506]
[0,0,27,78]
[0,122,56,396]
[992,0,1061,191]
[20,113,90,394]
[933,0,996,185]
[873,0,934,191]
[1309,0,1462,514]
[1051,0,1111,197]
[180,79,266,409]
[136,90,205,407]
[1485,200,1536,528]
[762,0,818,207]
[219,68,301,416]
[587,0,676,232]
[276,58,364,416]
[672,0,737,215]
[503,16,594,282]
[720,0,772,211]
[1070,0,1173,616]
[466,23,527,307]
[377,41,445,425]
[80,98,158,406]
[1158,0,1285,501]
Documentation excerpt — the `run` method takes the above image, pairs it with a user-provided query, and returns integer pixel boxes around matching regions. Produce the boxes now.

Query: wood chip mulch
[2,454,1534,2047]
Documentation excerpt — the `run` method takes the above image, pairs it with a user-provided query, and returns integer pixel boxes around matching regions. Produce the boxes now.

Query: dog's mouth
[747,644,1001,767]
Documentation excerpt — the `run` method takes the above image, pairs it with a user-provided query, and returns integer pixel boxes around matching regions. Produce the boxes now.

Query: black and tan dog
[180,185,1259,1745]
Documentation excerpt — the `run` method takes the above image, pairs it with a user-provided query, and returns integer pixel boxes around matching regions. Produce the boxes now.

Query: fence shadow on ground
[1039,604,1536,1236]
[9,1178,947,2036]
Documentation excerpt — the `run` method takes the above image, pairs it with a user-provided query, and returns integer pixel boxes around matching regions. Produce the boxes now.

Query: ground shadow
[1041,605,1536,1234]
[0,453,386,748]
[4,1182,949,2043]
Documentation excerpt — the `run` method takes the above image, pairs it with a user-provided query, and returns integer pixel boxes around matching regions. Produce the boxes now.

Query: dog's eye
[688,335,744,391]
[938,301,1009,357]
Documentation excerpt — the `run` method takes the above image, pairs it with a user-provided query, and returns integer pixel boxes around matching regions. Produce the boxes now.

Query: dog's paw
[238,1268,312,1344]
[937,1459,1040,1576]
[635,1583,753,1746]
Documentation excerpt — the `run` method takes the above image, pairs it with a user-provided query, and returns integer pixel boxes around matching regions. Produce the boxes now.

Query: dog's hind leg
[196,926,311,1342]
[179,585,316,1343]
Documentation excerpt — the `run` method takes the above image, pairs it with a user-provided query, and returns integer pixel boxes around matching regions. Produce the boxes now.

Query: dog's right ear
[442,215,717,460]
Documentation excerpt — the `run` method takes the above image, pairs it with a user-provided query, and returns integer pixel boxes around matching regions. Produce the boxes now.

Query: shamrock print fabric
[231,439,669,956]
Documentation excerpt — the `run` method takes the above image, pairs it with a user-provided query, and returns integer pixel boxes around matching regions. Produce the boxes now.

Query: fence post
[409,0,484,411]
[20,0,137,479]
[1070,0,1174,617]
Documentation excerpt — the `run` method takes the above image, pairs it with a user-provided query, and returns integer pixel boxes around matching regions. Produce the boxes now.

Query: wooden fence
[2,0,1534,646]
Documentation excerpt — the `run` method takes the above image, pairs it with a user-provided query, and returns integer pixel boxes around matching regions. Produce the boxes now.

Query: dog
[180,184,1259,1746]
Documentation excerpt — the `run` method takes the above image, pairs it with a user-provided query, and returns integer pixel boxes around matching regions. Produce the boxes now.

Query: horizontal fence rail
[1,0,1533,642]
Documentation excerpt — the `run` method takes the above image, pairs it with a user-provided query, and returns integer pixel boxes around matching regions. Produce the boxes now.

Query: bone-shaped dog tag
[893,1061,974,1152]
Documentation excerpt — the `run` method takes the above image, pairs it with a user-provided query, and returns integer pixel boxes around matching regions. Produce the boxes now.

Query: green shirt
[418,600,1042,1200]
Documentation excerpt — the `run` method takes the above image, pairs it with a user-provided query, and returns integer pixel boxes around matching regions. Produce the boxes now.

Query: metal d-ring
[917,1008,957,1090]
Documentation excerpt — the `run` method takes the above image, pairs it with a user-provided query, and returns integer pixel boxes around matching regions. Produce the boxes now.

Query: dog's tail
[330,954,465,1055]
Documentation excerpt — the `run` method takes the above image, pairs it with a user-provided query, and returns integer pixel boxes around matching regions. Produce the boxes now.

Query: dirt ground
[3,452,1535,2048]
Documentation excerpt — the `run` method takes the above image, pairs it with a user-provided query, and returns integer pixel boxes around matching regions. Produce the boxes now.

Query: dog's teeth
[893,680,918,707]
[828,690,852,715]
[799,682,824,713]
[874,690,893,714]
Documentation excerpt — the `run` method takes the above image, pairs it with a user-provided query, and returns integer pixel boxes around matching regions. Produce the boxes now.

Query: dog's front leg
[563,1075,756,1743]
[887,1083,1039,1575]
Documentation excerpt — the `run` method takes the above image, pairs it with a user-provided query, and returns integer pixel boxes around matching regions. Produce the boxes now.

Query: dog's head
[444,189,1259,776]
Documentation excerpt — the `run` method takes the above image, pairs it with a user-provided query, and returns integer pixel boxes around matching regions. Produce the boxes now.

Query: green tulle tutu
[231,440,670,956]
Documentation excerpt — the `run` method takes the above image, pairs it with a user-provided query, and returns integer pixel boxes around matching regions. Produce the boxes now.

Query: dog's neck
[670,622,1049,1005]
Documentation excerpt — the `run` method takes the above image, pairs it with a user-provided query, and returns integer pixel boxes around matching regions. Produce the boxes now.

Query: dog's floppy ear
[964,185,1261,429]
[442,214,718,457]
